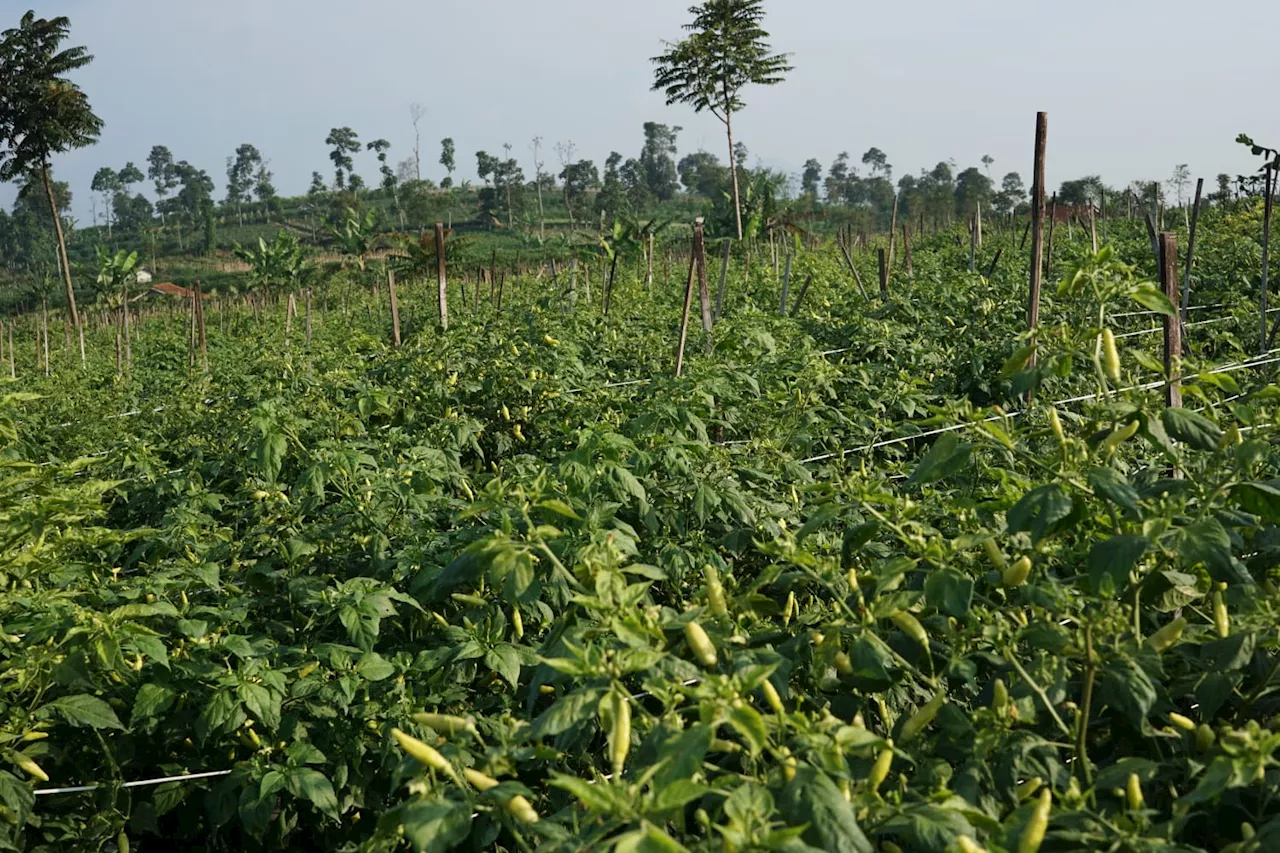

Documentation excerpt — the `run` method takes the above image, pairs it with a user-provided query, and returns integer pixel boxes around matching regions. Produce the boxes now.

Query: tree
[225,143,262,226]
[1058,175,1104,208]
[597,152,626,221]
[530,136,546,240]
[1168,163,1191,209]
[440,138,456,187]
[652,0,792,240]
[825,152,851,203]
[560,159,598,223]
[861,147,890,179]
[981,154,994,178]
[555,140,580,225]
[91,166,120,235]
[639,122,681,201]
[308,172,327,196]
[678,151,727,199]
[171,160,213,251]
[147,145,176,219]
[620,156,650,211]
[367,139,399,223]
[409,102,425,182]
[117,161,143,195]
[954,166,993,217]
[254,162,275,221]
[325,127,360,190]
[994,172,1025,215]
[0,11,103,340]
[801,158,822,198]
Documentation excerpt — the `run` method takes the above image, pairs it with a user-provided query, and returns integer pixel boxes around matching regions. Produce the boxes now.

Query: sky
[3,0,1278,223]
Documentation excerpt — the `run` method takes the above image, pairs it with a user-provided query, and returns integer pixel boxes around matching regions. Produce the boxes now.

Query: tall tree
[801,158,823,198]
[530,136,546,240]
[678,151,727,199]
[91,166,120,234]
[652,0,792,239]
[409,102,425,182]
[440,138,456,188]
[254,161,276,221]
[560,159,598,223]
[861,147,891,179]
[0,11,103,339]
[555,140,579,225]
[147,145,176,220]
[325,127,360,190]
[639,122,681,201]
[981,154,994,178]
[994,172,1025,215]
[597,152,626,221]
[368,139,400,225]
[954,166,993,217]
[225,143,262,226]
[117,161,143,195]
[825,152,851,204]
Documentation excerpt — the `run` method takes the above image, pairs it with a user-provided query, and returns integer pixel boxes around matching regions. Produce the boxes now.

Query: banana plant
[233,232,308,299]
[93,247,139,310]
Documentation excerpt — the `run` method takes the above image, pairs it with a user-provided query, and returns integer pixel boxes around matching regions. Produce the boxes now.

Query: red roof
[149,283,210,298]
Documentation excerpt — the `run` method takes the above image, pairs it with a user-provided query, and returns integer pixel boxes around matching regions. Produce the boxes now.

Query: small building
[135,269,153,285]
[133,282,211,301]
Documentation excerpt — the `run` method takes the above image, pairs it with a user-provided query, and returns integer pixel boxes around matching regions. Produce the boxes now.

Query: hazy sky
[4,0,1278,222]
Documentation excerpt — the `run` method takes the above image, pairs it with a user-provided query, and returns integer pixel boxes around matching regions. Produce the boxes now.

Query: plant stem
[1076,623,1096,787]
[1004,652,1072,738]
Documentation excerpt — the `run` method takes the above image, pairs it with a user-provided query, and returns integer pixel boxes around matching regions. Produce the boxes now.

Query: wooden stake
[790,273,814,317]
[887,193,900,271]
[1046,193,1058,274]
[968,212,977,273]
[675,237,697,379]
[305,288,313,343]
[1088,201,1098,254]
[1262,166,1275,355]
[1159,232,1182,409]
[984,248,1003,280]
[780,252,792,315]
[7,321,13,378]
[1027,111,1048,372]
[1180,178,1204,325]
[837,238,868,300]
[877,248,889,298]
[694,218,713,344]
[713,239,731,322]
[434,222,448,331]
[195,282,207,369]
[388,269,401,348]
[902,224,913,276]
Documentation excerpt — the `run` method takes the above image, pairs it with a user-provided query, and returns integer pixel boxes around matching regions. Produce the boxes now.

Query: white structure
[136,269,153,285]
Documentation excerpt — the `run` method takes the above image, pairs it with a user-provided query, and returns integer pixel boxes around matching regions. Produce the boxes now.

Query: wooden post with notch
[887,192,900,272]
[1027,112,1048,372]
[1159,232,1181,410]
[434,223,448,331]
[1045,193,1058,275]
[877,248,888,298]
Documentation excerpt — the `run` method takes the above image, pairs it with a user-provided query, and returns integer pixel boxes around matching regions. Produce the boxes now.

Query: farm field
[1,206,1279,852]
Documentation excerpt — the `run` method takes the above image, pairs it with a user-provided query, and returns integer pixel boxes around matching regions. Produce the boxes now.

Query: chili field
[1,211,1279,853]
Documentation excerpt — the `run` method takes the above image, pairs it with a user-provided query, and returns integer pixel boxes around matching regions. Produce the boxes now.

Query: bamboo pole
[195,282,207,370]
[713,239,731,322]
[877,248,888,298]
[674,229,698,379]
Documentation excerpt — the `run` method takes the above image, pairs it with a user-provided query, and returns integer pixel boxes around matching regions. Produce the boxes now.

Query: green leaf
[530,687,605,738]
[1001,344,1037,378]
[286,768,339,819]
[484,644,521,688]
[1006,483,1074,543]
[238,682,281,730]
[0,770,34,827]
[924,569,973,618]
[130,683,177,727]
[1099,655,1158,732]
[1128,284,1177,316]
[726,704,768,756]
[613,825,691,853]
[777,767,874,853]
[1177,517,1253,586]
[41,694,125,730]
[1231,481,1280,521]
[355,652,396,681]
[537,499,581,520]
[399,799,472,853]
[909,433,972,485]
[1088,535,1148,596]
[1088,468,1143,518]
[550,773,629,813]
[1162,407,1222,452]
